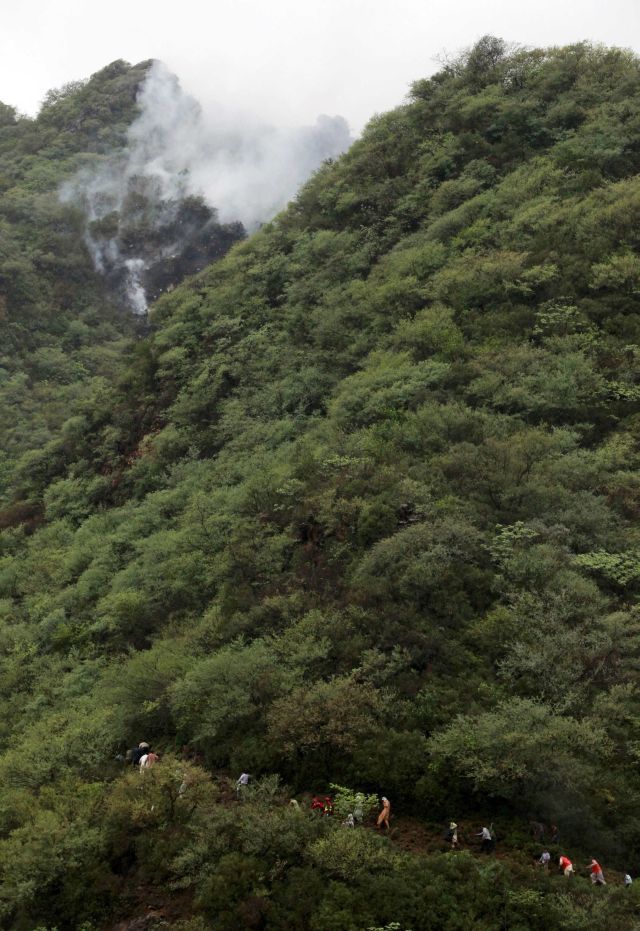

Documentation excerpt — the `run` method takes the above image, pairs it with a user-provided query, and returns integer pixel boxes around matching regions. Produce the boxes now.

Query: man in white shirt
[476,827,493,853]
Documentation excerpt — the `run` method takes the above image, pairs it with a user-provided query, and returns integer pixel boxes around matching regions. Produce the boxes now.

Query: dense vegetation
[0,59,243,509]
[3,37,640,929]
[0,60,159,507]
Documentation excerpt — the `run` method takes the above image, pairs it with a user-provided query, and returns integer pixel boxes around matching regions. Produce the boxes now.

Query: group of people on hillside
[235,774,389,827]
[311,795,335,816]
[550,853,631,886]
[447,818,632,886]
[530,823,618,884]
[308,793,392,829]
[124,751,634,885]
[445,822,495,852]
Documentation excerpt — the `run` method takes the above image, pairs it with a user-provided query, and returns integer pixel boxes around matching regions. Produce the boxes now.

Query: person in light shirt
[538,851,551,871]
[139,749,159,770]
[476,826,493,853]
[236,772,250,798]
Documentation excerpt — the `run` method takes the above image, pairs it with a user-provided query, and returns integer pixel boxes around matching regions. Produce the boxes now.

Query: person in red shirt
[559,855,574,877]
[588,858,606,885]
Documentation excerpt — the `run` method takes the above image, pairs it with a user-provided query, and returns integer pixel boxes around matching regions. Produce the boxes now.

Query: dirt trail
[380,815,513,859]
[383,816,627,885]
[104,805,628,928]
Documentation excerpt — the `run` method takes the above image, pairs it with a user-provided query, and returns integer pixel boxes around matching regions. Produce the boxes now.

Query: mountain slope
[2,37,640,930]
[0,60,244,509]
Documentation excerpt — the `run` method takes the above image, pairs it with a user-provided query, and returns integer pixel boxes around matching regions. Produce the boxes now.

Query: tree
[428,698,611,808]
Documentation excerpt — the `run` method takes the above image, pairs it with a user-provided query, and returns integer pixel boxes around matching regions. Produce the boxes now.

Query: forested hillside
[0,60,147,509]
[0,59,243,510]
[3,37,640,930]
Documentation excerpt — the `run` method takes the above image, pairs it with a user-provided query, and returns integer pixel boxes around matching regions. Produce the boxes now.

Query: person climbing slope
[140,749,158,769]
[476,826,493,853]
[559,855,574,877]
[376,796,391,830]
[129,742,149,766]
[538,851,551,871]
[236,772,250,799]
[445,822,459,849]
[353,793,364,824]
[587,858,606,885]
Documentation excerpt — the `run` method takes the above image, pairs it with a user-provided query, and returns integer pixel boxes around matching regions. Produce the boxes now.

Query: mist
[62,61,352,312]
[128,62,352,228]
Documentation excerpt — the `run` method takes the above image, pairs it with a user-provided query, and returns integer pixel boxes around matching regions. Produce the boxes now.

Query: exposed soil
[104,806,627,928]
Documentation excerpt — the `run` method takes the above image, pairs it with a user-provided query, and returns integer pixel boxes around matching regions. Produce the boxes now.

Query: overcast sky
[2,0,639,133]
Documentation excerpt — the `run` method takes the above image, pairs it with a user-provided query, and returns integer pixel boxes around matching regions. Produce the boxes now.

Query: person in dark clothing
[129,742,149,766]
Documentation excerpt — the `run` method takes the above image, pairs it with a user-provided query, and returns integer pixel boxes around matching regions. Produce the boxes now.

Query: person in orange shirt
[376,796,391,830]
[588,858,606,885]
[559,855,574,877]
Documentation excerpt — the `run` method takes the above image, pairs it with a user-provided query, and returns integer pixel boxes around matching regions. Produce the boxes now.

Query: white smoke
[129,61,352,227]
[124,258,147,315]
[61,61,352,312]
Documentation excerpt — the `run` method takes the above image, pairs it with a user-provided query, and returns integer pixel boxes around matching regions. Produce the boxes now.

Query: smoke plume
[62,61,352,313]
